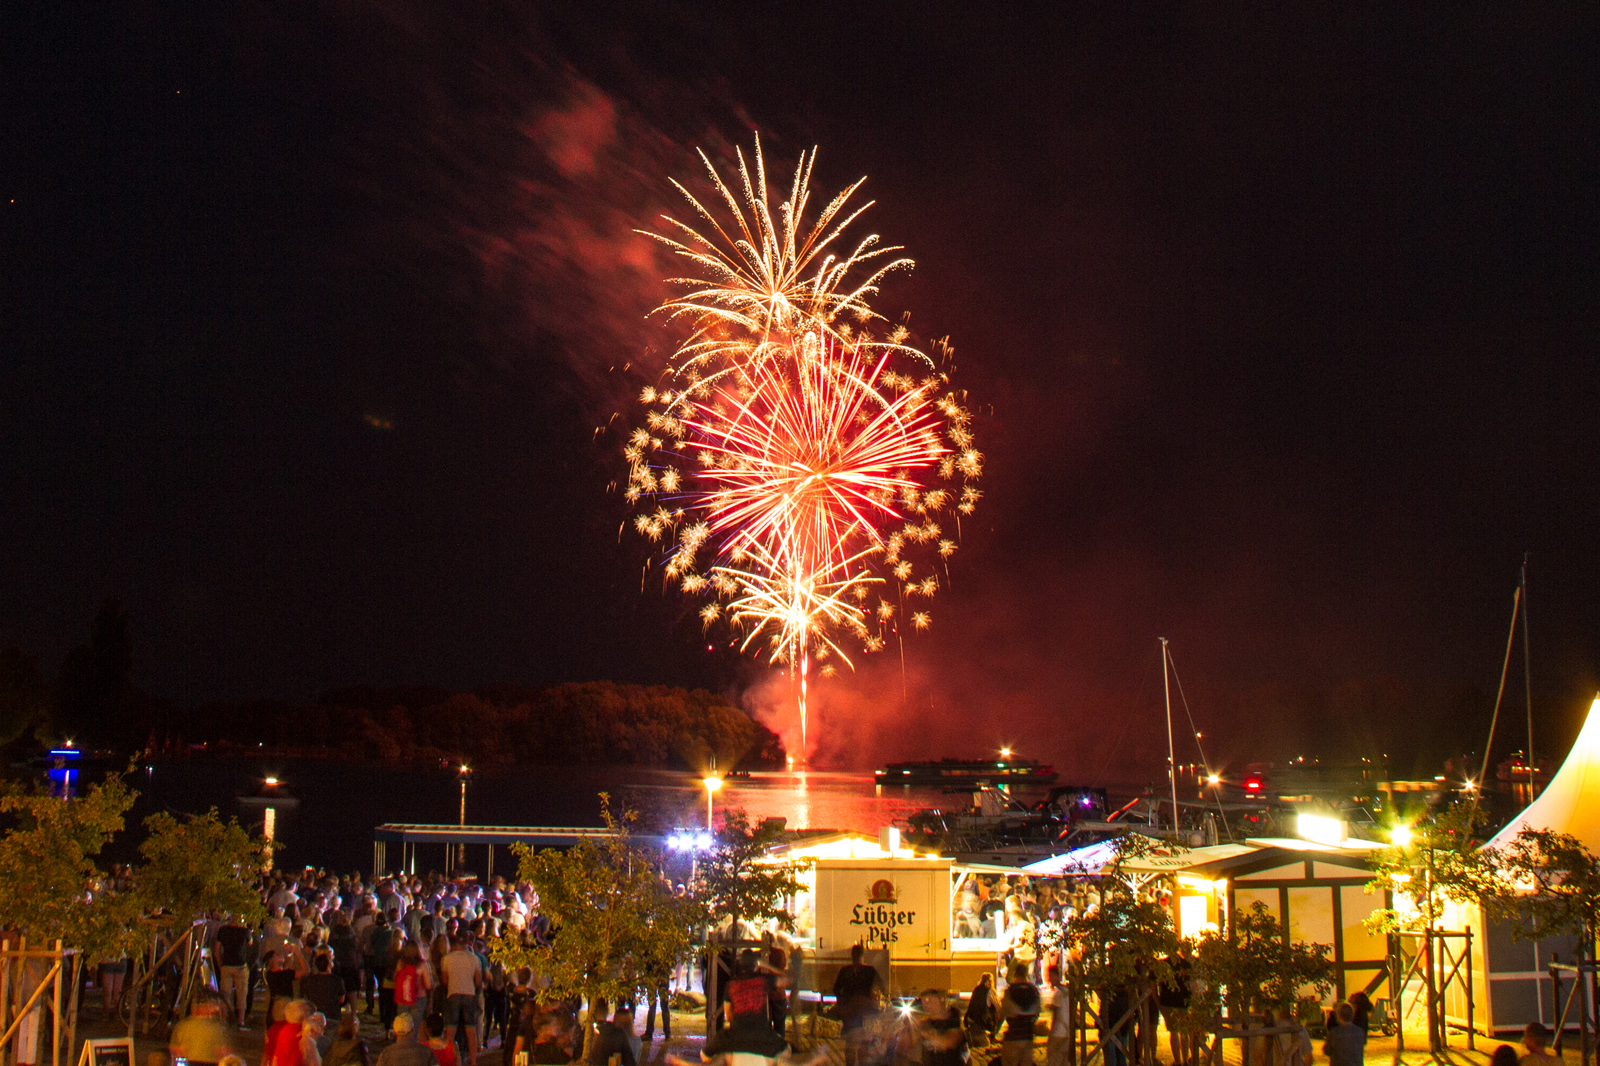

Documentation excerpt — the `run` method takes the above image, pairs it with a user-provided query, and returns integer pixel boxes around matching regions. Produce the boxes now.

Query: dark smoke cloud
[346,3,756,406]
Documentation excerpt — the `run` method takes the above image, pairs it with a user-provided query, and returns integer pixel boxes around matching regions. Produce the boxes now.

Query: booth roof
[1019,838,1256,876]
[766,831,944,861]
[1019,834,1380,877]
[1487,693,1600,854]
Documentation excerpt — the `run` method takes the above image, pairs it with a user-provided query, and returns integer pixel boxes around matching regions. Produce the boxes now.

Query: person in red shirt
[264,1000,312,1066]
[704,952,786,1058]
[423,1013,457,1066]
[392,945,432,1036]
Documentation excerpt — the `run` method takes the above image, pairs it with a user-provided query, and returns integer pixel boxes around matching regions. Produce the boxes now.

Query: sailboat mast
[1522,554,1534,784]
[1161,638,1179,835]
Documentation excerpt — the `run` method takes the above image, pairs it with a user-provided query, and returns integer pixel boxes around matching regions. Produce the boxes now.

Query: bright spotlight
[1206,773,1220,786]
[696,832,713,850]
[1391,825,1414,847]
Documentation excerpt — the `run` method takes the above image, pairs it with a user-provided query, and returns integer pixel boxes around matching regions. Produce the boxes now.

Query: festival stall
[1434,695,1600,1034]
[769,829,1046,994]
[770,826,1384,1000]
[1022,833,1387,1002]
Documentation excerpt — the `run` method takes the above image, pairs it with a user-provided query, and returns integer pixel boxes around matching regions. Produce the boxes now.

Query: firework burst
[641,133,922,378]
[623,138,980,758]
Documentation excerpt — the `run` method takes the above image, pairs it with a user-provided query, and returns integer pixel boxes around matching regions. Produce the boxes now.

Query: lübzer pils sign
[849,879,917,945]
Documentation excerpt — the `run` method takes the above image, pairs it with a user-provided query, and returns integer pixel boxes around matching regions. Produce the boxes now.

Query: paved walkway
[61,1010,1586,1066]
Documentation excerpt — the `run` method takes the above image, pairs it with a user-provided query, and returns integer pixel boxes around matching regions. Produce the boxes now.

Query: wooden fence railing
[0,940,80,1066]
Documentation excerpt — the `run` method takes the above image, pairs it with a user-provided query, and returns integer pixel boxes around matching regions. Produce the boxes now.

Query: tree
[628,872,702,1005]
[1481,829,1600,942]
[489,796,696,1056]
[1364,801,1494,934]
[695,808,802,937]
[1193,901,1334,1019]
[0,775,144,963]
[136,809,270,925]
[1063,835,1180,996]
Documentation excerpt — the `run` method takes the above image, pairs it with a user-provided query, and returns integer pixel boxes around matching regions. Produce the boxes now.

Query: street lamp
[457,763,472,869]
[703,775,723,828]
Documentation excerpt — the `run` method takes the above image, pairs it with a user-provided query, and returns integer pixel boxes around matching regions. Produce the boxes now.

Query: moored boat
[874,756,1057,787]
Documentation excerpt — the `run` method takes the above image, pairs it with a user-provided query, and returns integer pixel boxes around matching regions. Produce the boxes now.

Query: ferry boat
[875,755,1057,787]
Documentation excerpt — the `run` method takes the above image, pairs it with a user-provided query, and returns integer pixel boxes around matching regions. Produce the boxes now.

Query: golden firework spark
[640,135,921,377]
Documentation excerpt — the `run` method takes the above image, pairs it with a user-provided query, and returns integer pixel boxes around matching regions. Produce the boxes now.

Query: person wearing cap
[376,1013,435,1066]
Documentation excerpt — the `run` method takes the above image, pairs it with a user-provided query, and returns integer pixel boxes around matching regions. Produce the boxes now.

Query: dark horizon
[4,4,1597,778]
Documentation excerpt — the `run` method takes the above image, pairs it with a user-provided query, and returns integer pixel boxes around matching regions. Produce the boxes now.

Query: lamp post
[703,775,723,829]
[263,778,280,850]
[457,763,472,870]
[240,775,296,873]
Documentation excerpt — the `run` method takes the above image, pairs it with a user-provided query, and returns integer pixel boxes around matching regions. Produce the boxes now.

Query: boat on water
[875,755,1058,787]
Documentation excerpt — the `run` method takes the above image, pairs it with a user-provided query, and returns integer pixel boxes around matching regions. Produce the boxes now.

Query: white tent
[1487,693,1600,852]
[1443,694,1600,1034]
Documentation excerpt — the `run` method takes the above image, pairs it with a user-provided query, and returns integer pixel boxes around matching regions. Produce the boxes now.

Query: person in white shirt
[440,937,484,1066]
[268,881,301,913]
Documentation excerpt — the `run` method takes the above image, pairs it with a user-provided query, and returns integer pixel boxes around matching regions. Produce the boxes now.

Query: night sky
[4,4,1597,777]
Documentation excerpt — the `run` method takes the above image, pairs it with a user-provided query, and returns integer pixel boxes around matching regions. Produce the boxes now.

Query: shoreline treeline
[1,600,784,771]
[189,681,786,769]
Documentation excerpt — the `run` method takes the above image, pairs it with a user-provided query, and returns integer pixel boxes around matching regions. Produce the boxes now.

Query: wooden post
[63,955,79,1066]
[1590,924,1600,1066]
[1433,928,1446,1049]
[15,935,26,1066]
[1392,936,1404,1066]
[1465,927,1475,1052]
[50,942,62,1066]
[1574,941,1587,1066]
[1552,961,1566,1054]
[1,939,12,1066]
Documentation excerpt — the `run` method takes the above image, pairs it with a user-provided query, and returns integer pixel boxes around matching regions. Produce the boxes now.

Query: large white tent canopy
[1487,693,1600,852]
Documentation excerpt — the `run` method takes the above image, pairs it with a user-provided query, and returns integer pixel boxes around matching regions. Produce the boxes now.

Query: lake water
[132,758,1042,873]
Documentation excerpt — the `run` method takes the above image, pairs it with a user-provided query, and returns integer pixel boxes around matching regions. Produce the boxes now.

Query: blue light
[696,832,713,850]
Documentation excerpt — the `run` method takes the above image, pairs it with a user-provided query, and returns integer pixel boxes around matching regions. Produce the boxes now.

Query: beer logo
[851,880,915,945]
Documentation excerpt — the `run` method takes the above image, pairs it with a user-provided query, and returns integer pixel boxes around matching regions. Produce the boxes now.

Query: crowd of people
[114,866,635,1066]
[116,864,1585,1066]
